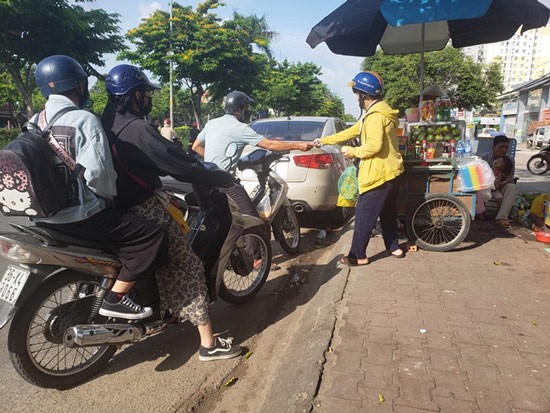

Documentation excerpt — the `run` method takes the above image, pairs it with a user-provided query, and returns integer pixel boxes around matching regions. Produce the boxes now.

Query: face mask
[132,93,153,117]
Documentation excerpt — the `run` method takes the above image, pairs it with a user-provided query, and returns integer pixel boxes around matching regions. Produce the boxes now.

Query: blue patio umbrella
[307,0,550,97]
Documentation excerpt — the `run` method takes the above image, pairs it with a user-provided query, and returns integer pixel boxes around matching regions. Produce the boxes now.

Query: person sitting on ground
[479,134,517,228]
[102,64,241,361]
[32,55,168,321]
[491,156,514,207]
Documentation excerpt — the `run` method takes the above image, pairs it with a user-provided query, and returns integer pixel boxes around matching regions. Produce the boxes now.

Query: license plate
[0,266,30,304]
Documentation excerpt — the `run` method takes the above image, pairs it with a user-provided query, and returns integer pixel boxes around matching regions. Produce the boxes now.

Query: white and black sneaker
[199,337,242,361]
[99,294,153,320]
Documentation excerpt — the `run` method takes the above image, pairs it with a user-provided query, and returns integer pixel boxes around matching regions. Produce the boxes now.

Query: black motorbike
[527,145,550,175]
[0,180,271,388]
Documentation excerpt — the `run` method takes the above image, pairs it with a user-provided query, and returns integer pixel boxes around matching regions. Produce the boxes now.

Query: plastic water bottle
[464,139,472,158]
[456,140,465,158]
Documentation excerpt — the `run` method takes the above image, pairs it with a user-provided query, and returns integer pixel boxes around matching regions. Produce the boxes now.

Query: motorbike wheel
[8,272,116,389]
[527,154,549,175]
[273,206,301,254]
[220,227,272,304]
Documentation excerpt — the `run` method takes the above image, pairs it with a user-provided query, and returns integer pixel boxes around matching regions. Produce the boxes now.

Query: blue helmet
[105,64,160,96]
[349,71,383,96]
[35,55,88,98]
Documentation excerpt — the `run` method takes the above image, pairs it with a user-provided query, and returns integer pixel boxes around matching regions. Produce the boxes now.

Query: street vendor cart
[397,119,479,252]
[398,158,476,252]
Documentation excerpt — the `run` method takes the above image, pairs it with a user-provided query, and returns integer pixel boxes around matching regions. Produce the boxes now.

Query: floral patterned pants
[130,196,210,326]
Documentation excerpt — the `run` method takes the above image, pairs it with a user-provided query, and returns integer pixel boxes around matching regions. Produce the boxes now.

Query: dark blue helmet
[105,64,160,96]
[35,55,88,98]
[349,71,384,96]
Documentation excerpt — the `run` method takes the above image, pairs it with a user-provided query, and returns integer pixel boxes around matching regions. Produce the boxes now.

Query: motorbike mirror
[225,142,238,159]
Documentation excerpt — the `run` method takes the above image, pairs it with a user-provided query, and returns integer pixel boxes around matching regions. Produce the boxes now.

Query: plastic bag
[457,158,495,192]
[256,192,273,220]
[338,165,359,202]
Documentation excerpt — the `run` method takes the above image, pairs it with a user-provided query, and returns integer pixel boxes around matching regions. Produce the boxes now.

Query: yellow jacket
[320,100,404,193]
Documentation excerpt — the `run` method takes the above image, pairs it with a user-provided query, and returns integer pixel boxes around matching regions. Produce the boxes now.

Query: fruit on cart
[435,134,444,142]
[452,127,460,136]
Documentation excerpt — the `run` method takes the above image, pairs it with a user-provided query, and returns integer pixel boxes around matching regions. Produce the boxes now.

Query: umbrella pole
[419,22,425,108]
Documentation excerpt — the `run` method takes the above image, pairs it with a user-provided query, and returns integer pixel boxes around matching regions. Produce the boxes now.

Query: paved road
[0,143,547,412]
[0,222,344,413]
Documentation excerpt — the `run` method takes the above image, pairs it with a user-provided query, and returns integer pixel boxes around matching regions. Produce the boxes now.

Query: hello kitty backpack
[0,108,81,218]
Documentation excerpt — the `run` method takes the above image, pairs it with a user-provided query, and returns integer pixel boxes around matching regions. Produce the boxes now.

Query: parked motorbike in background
[527,145,550,175]
[0,177,271,388]
[234,146,302,254]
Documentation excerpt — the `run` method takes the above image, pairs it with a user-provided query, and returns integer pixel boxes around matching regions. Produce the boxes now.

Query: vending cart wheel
[406,193,471,252]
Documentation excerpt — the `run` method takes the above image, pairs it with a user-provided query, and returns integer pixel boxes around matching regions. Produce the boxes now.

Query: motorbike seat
[9,223,110,251]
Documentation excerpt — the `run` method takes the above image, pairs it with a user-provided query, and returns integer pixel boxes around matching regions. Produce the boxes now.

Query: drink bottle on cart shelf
[464,139,472,158]
[456,140,465,158]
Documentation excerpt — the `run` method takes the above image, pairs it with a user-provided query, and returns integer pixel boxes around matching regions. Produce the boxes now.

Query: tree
[362,47,504,115]
[122,0,273,125]
[254,60,326,116]
[89,79,108,116]
[0,0,125,116]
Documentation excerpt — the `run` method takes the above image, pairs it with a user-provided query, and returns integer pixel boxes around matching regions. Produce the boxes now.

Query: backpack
[0,108,81,218]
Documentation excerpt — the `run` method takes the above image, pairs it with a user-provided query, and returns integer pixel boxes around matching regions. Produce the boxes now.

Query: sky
[83,0,365,117]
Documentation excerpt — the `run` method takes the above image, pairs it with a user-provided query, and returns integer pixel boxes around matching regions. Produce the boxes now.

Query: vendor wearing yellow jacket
[314,71,404,265]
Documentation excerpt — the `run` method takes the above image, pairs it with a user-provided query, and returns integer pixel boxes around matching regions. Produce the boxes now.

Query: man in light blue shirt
[192,91,312,217]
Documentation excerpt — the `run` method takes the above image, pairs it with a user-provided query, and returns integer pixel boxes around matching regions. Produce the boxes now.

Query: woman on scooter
[101,64,241,362]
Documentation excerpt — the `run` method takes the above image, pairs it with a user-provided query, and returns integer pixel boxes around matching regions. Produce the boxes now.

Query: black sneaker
[199,337,242,361]
[99,294,153,320]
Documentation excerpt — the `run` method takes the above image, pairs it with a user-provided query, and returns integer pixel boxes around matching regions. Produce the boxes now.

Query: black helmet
[224,91,255,114]
[35,55,88,98]
[105,64,160,96]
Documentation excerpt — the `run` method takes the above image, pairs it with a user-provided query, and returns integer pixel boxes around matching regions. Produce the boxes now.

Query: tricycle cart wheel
[406,193,471,252]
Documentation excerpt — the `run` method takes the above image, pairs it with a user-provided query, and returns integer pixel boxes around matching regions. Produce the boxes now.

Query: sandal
[390,249,405,258]
[339,256,369,266]
[495,219,512,229]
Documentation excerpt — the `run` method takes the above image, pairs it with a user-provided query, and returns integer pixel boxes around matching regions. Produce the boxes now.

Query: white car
[242,116,356,228]
[478,127,498,138]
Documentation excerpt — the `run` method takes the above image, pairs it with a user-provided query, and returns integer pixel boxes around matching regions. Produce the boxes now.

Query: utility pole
[169,0,174,126]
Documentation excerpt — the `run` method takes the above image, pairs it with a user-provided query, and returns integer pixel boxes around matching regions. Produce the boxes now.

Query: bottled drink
[450,139,456,158]
[464,139,472,158]
[421,140,427,159]
[456,140,465,158]
[427,143,435,159]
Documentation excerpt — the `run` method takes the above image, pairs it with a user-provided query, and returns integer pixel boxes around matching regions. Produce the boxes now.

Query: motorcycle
[0,178,271,389]
[235,147,302,254]
[527,145,550,175]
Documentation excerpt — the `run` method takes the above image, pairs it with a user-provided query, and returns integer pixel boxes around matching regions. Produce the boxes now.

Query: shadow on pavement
[96,224,347,378]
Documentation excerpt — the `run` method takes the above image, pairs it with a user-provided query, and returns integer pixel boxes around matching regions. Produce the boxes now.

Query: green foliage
[122,1,273,122]
[89,79,108,116]
[0,128,20,148]
[362,47,504,115]
[0,0,125,115]
[254,60,325,116]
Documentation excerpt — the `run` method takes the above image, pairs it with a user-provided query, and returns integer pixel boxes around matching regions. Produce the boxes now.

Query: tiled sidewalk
[313,222,550,412]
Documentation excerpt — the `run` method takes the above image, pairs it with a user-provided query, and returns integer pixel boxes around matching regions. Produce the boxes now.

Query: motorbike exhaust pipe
[293,203,305,214]
[64,321,167,348]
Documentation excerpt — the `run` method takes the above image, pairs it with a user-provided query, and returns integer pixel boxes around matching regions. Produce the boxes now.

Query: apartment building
[463,26,550,93]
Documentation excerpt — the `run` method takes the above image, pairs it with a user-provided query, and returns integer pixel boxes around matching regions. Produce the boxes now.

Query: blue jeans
[349,175,402,260]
